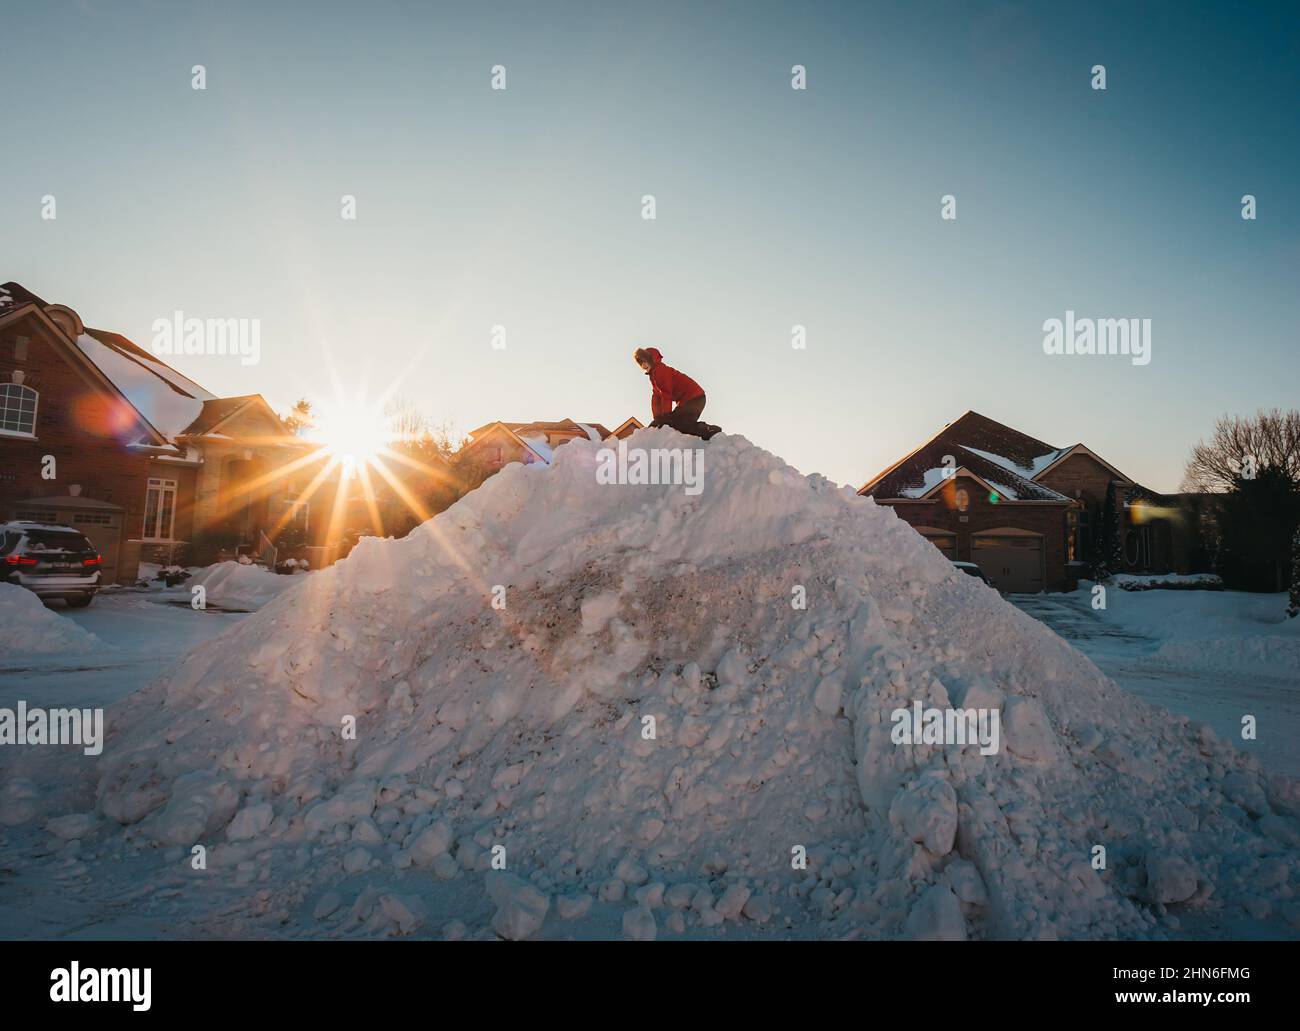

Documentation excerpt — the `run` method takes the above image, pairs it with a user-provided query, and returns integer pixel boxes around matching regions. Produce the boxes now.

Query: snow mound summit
[94,430,1300,939]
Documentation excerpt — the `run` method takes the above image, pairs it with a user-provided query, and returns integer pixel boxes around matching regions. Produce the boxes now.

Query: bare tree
[1181,408,1300,493]
[384,397,431,444]
[383,401,465,461]
[427,417,468,459]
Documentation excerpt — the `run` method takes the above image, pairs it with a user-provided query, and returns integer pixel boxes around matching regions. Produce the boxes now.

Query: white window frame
[0,382,38,438]
[143,477,179,542]
[285,491,310,532]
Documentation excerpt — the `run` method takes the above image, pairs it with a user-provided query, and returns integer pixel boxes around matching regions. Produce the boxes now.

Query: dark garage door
[973,535,1043,593]
[922,534,958,560]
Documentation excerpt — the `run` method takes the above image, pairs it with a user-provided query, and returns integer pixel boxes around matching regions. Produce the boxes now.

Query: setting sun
[314,400,389,472]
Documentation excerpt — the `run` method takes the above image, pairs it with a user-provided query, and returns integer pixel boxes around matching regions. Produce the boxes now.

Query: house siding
[879,475,1074,590]
[862,413,1200,588]
[0,319,154,584]
[1037,452,1117,505]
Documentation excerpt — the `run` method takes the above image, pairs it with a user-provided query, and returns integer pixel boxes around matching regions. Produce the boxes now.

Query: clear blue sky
[3,1,1296,491]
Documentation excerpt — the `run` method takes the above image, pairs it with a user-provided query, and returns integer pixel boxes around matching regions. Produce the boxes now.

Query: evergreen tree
[1090,482,1124,581]
[1217,466,1299,591]
[1108,484,1127,575]
[1288,526,1300,618]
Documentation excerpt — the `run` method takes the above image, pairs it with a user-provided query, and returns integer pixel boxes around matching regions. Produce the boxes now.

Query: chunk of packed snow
[1002,696,1057,762]
[904,884,967,941]
[890,774,958,856]
[1146,852,1199,905]
[714,883,752,920]
[226,801,273,842]
[46,812,99,840]
[487,873,550,940]
[556,894,593,920]
[408,821,454,866]
[144,770,239,845]
[623,905,657,941]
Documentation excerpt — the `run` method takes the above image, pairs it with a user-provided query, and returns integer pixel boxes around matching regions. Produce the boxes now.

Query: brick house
[455,417,641,491]
[0,283,347,584]
[859,411,1193,592]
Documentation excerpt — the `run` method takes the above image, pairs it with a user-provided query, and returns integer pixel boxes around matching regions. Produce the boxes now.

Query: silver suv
[0,521,103,607]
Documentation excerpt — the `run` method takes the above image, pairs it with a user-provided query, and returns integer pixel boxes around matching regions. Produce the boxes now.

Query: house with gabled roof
[859,411,1191,592]
[456,417,638,490]
[0,282,342,583]
[604,417,645,441]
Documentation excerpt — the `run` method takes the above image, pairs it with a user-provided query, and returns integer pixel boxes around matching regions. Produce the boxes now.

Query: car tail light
[83,555,102,567]
[4,554,38,566]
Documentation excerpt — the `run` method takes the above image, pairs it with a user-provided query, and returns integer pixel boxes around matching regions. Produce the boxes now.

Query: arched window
[0,382,38,436]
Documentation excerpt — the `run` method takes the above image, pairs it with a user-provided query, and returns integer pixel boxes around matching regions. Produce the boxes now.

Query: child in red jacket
[633,348,720,440]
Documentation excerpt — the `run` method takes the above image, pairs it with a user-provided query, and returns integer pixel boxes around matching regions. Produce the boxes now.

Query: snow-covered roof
[894,447,1072,503]
[898,466,951,498]
[961,445,1069,481]
[2,283,291,450]
[83,328,215,401]
[518,434,555,464]
[469,418,614,441]
[75,332,210,441]
[862,412,1078,502]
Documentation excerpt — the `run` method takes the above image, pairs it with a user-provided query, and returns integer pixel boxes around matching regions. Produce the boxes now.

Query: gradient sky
[3,1,1296,491]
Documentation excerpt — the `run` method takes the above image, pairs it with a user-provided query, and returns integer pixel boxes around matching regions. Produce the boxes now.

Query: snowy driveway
[0,589,246,710]
[1011,591,1300,777]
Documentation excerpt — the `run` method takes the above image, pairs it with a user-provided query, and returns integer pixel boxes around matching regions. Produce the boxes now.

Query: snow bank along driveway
[1090,584,1300,681]
[0,582,102,657]
[1014,588,1300,779]
[8,429,1300,940]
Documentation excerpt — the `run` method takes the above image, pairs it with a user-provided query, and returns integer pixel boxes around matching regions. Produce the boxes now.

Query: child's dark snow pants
[651,394,709,438]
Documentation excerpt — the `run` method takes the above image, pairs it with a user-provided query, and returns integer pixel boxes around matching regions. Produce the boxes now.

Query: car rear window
[21,530,94,552]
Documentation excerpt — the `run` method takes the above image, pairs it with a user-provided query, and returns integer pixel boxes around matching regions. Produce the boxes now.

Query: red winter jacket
[643,348,704,418]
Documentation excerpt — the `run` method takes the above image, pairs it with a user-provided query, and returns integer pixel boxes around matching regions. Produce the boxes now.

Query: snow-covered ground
[1,431,1298,941]
[0,590,252,938]
[136,560,312,612]
[1012,588,1300,778]
[0,590,246,709]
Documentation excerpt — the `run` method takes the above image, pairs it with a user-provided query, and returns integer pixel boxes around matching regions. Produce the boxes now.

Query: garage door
[921,534,957,560]
[70,513,122,584]
[972,535,1043,593]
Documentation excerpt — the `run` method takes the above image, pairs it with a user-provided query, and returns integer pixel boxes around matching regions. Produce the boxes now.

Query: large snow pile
[0,583,102,657]
[183,561,308,612]
[89,430,1300,939]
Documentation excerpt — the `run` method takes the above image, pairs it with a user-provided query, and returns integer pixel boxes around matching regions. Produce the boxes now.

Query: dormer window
[0,382,38,436]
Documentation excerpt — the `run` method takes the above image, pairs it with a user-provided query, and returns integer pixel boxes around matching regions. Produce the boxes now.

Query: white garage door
[973,535,1043,593]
